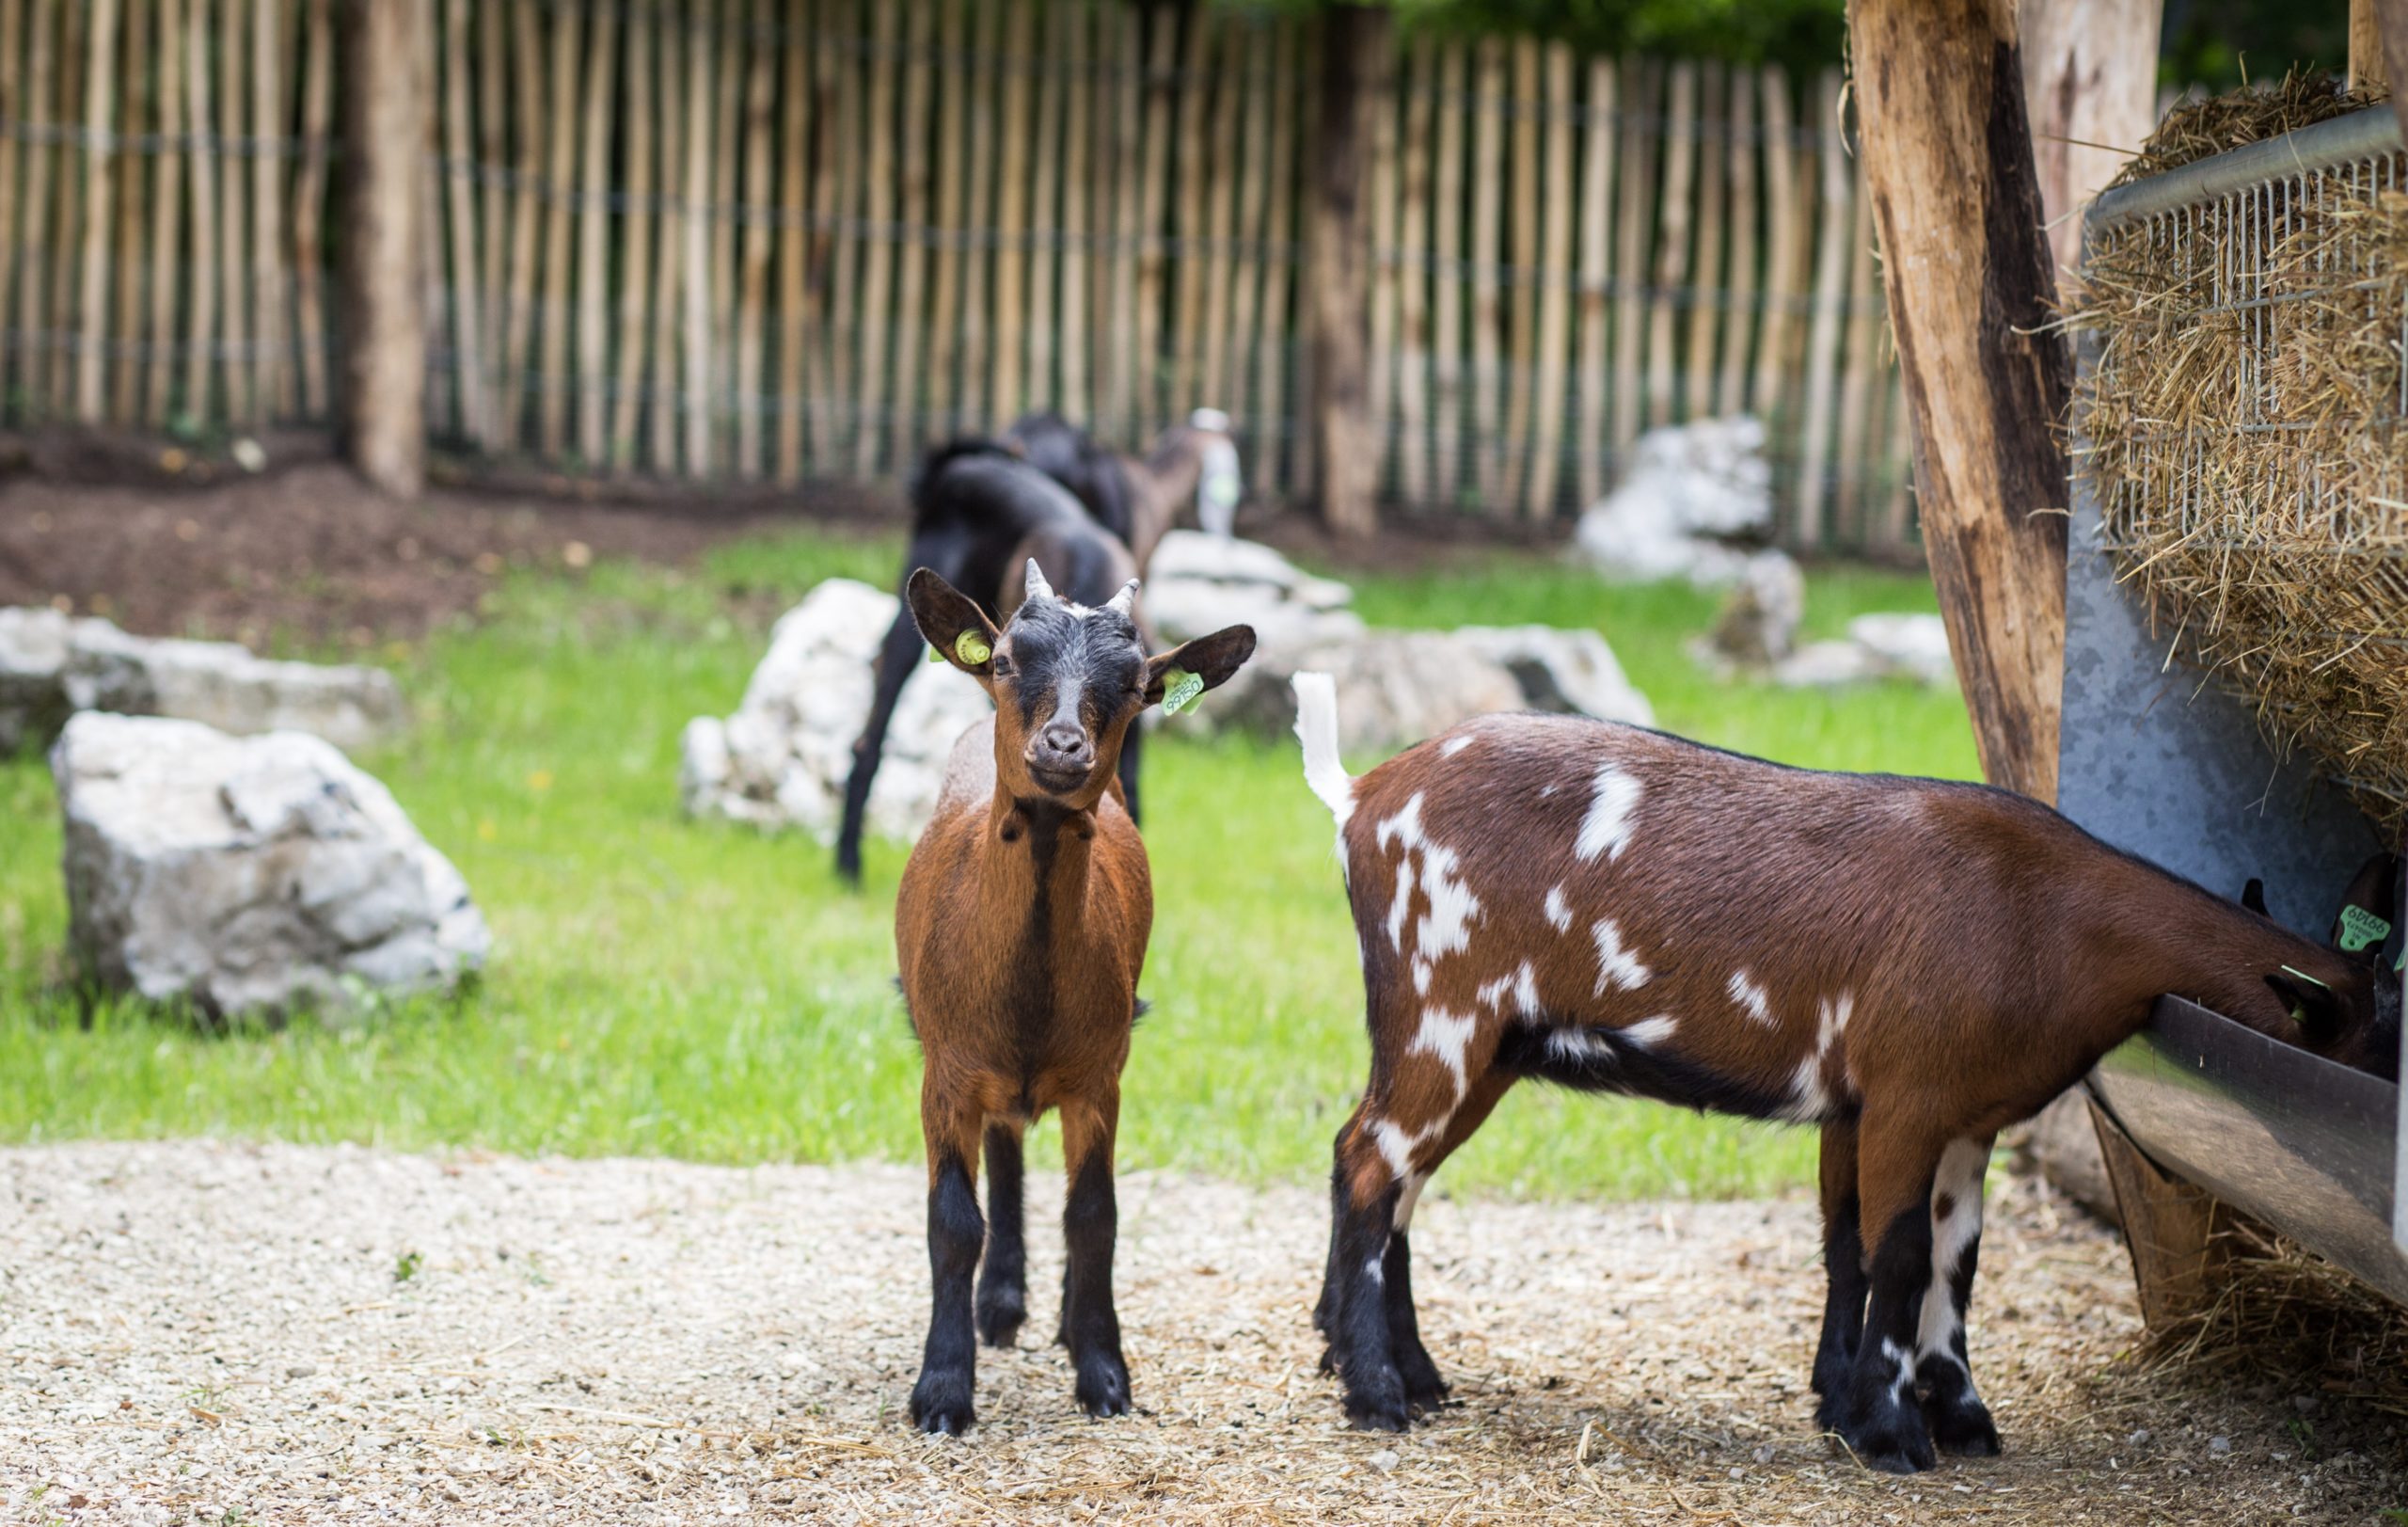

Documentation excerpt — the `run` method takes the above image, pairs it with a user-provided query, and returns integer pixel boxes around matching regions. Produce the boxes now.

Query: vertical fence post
[341,0,428,498]
[1308,4,1383,537]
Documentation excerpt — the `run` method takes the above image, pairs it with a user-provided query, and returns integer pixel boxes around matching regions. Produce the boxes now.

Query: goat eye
[990,654,1014,676]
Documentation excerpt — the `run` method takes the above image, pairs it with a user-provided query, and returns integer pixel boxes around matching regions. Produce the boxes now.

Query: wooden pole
[291,0,332,420]
[990,0,1034,425]
[251,0,289,417]
[609,0,656,469]
[2021,0,2162,284]
[924,0,967,438]
[440,0,488,446]
[954,0,998,435]
[1846,0,2069,803]
[573,0,618,466]
[1834,154,1881,544]
[52,0,84,406]
[1751,66,1797,423]
[179,0,214,422]
[707,0,741,464]
[341,0,427,499]
[680,0,713,471]
[147,0,190,423]
[1251,15,1297,501]
[73,0,120,424]
[1645,59,1695,430]
[1499,37,1541,511]
[1575,55,1614,507]
[108,0,149,422]
[1361,26,1397,500]
[1133,8,1174,435]
[650,0,686,473]
[1467,39,1503,507]
[2370,0,2408,145]
[1023,0,1065,417]
[1104,3,1141,439]
[1715,65,1758,420]
[1167,8,1212,420]
[892,0,936,456]
[473,0,505,429]
[1525,41,1576,521]
[736,0,776,477]
[1429,39,1465,505]
[1683,62,1725,424]
[1393,35,1434,509]
[803,0,846,462]
[0,0,21,410]
[1609,57,1653,457]
[1309,4,1383,537]
[1200,11,1245,414]
[851,0,896,472]
[1795,69,1848,549]
[2353,0,2389,92]
[499,0,544,451]
[535,0,582,456]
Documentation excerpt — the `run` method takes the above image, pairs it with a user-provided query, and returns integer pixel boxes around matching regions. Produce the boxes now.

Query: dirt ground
[1,1141,2399,1525]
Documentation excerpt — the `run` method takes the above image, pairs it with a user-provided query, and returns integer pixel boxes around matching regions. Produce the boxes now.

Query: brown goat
[1291,675,2395,1472]
[895,562,1254,1434]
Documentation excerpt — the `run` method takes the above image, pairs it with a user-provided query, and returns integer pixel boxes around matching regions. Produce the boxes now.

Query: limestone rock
[1574,417,1775,585]
[53,713,487,1019]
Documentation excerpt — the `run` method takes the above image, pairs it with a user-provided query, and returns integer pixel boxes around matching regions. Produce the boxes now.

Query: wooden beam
[2353,0,2389,92]
[1846,0,2069,803]
[1309,5,1385,538]
[340,0,428,500]
[2365,0,2408,148]
[2090,1099,2236,1328]
[2021,0,2162,282]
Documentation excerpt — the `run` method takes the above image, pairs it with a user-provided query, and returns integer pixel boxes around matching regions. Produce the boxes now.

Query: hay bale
[2072,76,2408,832]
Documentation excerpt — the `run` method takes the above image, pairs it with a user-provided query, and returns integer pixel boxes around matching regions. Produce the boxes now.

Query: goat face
[907,562,1256,808]
[2248,851,2403,1080]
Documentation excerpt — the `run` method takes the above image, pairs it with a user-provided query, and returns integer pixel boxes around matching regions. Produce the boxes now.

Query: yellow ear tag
[1161,666,1204,716]
[925,644,945,664]
[954,630,992,666]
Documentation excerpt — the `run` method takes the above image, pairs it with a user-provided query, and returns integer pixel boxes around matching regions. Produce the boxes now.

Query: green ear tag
[953,630,992,666]
[2339,904,2392,954]
[926,644,946,664]
[1160,666,1205,717]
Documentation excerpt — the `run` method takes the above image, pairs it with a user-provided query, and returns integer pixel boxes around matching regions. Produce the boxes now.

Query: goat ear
[2241,879,2269,917]
[905,567,1001,678]
[2330,851,2400,963]
[1144,624,1257,706]
[2264,969,2353,1050]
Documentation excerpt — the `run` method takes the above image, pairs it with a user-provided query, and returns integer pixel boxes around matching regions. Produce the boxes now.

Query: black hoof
[1836,1408,1936,1475]
[1342,1372,1411,1432]
[1074,1351,1132,1418]
[976,1288,1026,1349]
[909,1371,976,1436]
[1396,1345,1450,1415]
[1928,1398,2002,1457]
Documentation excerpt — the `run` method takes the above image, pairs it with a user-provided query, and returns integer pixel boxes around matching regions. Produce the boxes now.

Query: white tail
[1292,672,1354,827]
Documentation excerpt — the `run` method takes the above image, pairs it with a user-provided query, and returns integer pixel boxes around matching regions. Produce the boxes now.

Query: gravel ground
[1,1141,2399,1525]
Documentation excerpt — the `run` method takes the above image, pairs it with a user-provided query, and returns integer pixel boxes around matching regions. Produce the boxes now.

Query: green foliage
[0,528,1974,1202]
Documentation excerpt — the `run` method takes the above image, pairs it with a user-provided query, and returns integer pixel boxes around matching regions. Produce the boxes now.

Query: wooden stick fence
[0,0,1918,556]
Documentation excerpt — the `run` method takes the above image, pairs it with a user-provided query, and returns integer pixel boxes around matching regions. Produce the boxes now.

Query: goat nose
[1037,723,1090,761]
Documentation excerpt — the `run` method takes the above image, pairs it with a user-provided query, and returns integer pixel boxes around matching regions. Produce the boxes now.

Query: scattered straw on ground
[2072,72,2408,831]
[2,1142,2400,1524]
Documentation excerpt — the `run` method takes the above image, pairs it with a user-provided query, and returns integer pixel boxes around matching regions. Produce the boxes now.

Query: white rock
[1146,529,1311,591]
[1847,612,1956,688]
[53,713,487,1019]
[1771,640,1884,688]
[0,606,75,753]
[62,622,409,753]
[679,579,990,844]
[1451,625,1655,728]
[1141,530,1364,649]
[1703,549,1806,667]
[1574,417,1774,585]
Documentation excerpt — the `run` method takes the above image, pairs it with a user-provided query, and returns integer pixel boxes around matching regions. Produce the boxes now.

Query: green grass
[0,529,1975,1202]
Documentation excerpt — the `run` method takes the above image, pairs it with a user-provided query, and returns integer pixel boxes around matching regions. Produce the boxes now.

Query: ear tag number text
[1161,667,1204,717]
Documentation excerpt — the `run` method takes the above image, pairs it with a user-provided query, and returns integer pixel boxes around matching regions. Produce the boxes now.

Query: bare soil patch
[1,1141,2397,1524]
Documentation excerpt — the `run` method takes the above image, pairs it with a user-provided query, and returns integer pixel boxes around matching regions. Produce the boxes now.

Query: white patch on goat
[1545,1028,1611,1065]
[1512,962,1541,1017]
[1410,1007,1478,1100]
[1782,991,1855,1122]
[1392,1172,1427,1231]
[1575,762,1642,864]
[1590,917,1652,994]
[1386,857,1416,953]
[1916,1137,1991,1376]
[1369,1119,1420,1181]
[1726,969,1776,1026]
[1619,1014,1677,1049]
[1413,959,1432,995]
[1539,784,1557,798]
[1365,1256,1386,1287]
[1440,735,1474,758]
[1377,792,1483,968]
[1879,1338,1918,1402]
[1544,883,1575,932]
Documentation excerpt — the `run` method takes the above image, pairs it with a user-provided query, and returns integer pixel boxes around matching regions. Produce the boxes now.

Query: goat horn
[1024,558,1054,602]
[1105,580,1140,617]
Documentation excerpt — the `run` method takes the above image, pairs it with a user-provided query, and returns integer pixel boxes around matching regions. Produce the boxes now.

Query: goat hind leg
[1325,1111,1410,1431]
[1828,1120,1944,1474]
[1811,1120,1868,1424]
[836,586,940,883]
[1382,1071,1510,1414]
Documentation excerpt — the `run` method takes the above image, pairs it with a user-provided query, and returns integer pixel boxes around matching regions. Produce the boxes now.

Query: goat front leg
[908,1100,987,1435]
[1058,1090,1131,1418]
[1916,1135,2000,1456]
[975,1121,1028,1347]
[1811,1120,1868,1422]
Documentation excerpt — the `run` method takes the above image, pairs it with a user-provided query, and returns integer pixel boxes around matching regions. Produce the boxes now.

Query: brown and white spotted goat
[895,562,1254,1434]
[1291,674,2396,1472]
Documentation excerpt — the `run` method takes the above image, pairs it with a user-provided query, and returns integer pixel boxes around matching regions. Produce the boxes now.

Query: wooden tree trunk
[1846,0,2069,803]
[341,0,427,499]
[1309,5,1384,538]
[2021,0,2162,282]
